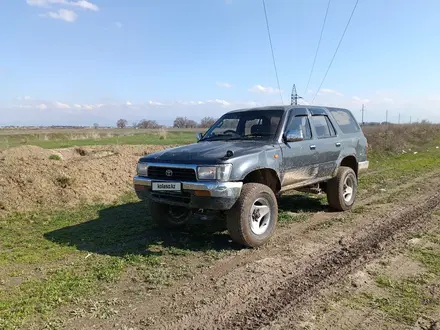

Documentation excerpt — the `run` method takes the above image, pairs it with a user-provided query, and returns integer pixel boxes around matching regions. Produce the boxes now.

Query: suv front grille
[148,166,197,181]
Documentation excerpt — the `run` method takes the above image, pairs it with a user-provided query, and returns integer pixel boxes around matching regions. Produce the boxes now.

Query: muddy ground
[53,165,440,329]
[2,145,440,329]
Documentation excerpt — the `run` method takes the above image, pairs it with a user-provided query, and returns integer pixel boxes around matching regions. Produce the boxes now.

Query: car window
[325,116,337,136]
[203,109,284,140]
[311,115,336,138]
[328,108,360,134]
[286,115,312,140]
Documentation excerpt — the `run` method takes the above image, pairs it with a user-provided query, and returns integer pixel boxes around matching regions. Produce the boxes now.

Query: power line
[303,0,331,96]
[262,0,284,105]
[312,0,360,103]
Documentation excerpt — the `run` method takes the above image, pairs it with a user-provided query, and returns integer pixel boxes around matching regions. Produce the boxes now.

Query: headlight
[137,163,148,176]
[197,164,232,181]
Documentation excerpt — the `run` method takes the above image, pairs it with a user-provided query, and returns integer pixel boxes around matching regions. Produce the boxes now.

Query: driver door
[280,112,319,187]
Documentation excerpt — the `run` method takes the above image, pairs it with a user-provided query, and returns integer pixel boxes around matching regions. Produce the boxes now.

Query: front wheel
[148,200,192,229]
[226,183,278,248]
[326,166,358,211]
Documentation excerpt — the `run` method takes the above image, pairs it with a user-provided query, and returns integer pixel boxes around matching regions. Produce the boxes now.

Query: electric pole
[361,104,365,125]
[290,84,303,105]
[398,113,400,124]
[386,109,388,125]
[410,116,412,124]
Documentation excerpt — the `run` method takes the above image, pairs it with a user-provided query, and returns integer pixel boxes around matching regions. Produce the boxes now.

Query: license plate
[152,182,181,192]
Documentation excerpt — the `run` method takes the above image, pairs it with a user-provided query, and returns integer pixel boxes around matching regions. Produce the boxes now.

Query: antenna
[290,84,303,105]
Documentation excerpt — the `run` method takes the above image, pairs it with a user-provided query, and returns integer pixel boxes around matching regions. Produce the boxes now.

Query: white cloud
[36,103,48,109]
[248,84,282,94]
[115,21,123,28]
[207,99,231,107]
[148,100,164,106]
[82,104,95,110]
[126,101,132,106]
[216,82,233,88]
[317,88,344,97]
[27,0,99,11]
[352,96,371,104]
[74,104,82,108]
[73,0,98,11]
[53,101,70,109]
[24,96,32,100]
[43,9,78,22]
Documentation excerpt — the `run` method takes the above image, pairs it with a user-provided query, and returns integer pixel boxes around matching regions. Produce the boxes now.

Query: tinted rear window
[328,108,360,134]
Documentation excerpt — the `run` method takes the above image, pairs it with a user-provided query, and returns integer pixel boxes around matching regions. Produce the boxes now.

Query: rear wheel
[326,166,357,211]
[226,183,278,248]
[148,200,192,229]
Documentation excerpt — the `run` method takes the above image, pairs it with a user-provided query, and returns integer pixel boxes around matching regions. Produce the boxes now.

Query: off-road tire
[326,166,357,211]
[226,183,278,248]
[148,200,192,229]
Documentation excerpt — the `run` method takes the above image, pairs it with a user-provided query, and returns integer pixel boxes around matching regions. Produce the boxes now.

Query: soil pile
[0,145,171,215]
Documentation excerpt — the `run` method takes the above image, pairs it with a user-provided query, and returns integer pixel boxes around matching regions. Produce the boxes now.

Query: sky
[1,0,440,126]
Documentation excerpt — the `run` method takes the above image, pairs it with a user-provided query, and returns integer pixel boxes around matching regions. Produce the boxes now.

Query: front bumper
[358,160,369,174]
[133,176,242,210]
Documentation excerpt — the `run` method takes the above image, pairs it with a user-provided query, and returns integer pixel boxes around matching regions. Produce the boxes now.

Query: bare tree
[137,119,160,129]
[117,119,128,128]
[173,116,187,128]
[186,119,198,128]
[200,117,217,128]
[173,117,198,128]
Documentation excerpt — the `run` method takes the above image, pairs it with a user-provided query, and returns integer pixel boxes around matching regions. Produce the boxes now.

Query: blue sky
[1,0,440,126]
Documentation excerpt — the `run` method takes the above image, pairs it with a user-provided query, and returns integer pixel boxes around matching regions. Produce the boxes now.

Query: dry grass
[362,123,440,154]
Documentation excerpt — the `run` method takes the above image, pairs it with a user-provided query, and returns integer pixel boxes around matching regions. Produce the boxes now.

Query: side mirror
[284,129,304,142]
[196,132,203,141]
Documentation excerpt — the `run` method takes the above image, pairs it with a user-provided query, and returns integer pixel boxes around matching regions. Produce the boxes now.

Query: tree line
[116,116,217,129]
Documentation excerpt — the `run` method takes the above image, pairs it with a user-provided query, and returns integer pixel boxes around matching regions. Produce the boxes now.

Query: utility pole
[290,84,303,105]
[386,109,388,125]
[398,113,400,125]
[361,104,365,125]
[410,116,412,124]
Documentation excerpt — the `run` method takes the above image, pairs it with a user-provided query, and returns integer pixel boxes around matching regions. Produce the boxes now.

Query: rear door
[280,109,320,186]
[308,108,342,178]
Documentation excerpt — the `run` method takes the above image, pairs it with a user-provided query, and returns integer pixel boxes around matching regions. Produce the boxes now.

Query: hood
[140,140,271,164]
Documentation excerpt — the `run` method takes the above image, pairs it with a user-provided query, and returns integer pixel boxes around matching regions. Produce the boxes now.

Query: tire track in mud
[221,193,440,330]
[146,175,440,330]
[61,171,440,330]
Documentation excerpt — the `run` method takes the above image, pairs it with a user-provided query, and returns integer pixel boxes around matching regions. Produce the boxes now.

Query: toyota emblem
[165,169,173,177]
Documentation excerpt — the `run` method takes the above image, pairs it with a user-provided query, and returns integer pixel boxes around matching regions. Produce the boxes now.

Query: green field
[0,130,199,149]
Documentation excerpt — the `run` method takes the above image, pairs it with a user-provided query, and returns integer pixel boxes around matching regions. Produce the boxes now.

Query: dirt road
[57,168,440,330]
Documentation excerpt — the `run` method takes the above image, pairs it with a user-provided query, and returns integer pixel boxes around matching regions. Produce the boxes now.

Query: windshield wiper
[242,133,272,138]
[200,134,239,141]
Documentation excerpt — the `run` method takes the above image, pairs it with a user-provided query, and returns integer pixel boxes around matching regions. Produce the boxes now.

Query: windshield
[201,109,284,141]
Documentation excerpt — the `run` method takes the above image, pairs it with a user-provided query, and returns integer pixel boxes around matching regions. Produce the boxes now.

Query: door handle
[310,145,316,150]
[335,142,341,147]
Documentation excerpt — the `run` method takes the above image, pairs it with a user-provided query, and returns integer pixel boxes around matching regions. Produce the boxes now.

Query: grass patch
[1,131,196,149]
[358,274,439,326]
[278,211,308,224]
[49,154,62,161]
[55,175,74,188]
[0,192,233,328]
[410,248,440,275]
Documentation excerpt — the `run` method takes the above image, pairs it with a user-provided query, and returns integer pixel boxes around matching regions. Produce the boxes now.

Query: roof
[226,105,347,113]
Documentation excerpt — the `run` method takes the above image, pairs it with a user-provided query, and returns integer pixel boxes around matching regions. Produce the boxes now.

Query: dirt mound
[0,144,172,215]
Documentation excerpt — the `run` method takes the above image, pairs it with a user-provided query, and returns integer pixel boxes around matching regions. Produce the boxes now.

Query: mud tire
[326,166,357,211]
[148,200,192,229]
[226,183,278,248]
